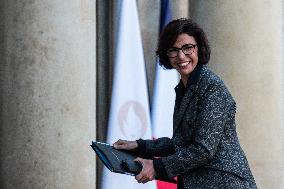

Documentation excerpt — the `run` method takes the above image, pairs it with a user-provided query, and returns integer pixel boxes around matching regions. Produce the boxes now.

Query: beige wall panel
[0,0,96,188]
[190,0,284,188]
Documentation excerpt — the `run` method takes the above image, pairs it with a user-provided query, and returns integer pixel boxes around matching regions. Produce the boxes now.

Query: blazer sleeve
[155,83,230,179]
[136,137,175,158]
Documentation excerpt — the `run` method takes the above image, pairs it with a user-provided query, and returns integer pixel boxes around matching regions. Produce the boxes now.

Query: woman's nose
[177,49,187,59]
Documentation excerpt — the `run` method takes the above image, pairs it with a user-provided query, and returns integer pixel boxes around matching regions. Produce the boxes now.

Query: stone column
[190,0,284,188]
[172,0,189,19]
[138,0,160,99]
[0,0,96,188]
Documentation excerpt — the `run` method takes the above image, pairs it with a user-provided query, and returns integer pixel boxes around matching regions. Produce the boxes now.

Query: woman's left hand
[134,158,156,184]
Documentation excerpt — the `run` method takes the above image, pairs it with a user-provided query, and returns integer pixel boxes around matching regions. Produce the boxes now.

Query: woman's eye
[168,48,178,52]
[183,45,193,50]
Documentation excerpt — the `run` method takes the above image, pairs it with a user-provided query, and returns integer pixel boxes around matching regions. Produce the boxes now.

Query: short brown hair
[156,18,211,69]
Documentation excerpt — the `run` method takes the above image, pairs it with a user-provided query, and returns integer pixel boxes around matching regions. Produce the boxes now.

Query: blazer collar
[173,64,205,131]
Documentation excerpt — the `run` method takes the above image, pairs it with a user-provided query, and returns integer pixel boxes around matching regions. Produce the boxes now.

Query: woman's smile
[178,61,191,68]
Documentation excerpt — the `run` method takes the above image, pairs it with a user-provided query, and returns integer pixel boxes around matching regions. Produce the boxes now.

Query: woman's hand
[113,139,138,151]
[134,158,156,184]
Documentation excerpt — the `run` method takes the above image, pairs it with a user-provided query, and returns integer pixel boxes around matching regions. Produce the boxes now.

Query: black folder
[91,141,142,175]
[91,141,177,183]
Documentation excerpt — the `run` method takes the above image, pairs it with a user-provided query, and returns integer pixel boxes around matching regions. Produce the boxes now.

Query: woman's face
[168,33,198,79]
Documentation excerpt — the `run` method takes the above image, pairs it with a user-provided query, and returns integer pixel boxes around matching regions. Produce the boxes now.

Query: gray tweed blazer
[138,65,257,189]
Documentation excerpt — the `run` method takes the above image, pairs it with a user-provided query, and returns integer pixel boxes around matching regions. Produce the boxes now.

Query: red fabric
[156,180,177,189]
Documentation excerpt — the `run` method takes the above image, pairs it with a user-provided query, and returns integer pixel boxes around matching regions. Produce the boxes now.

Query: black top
[175,63,202,111]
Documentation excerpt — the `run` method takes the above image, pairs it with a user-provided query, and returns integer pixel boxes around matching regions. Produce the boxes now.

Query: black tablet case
[91,141,177,183]
[91,141,142,176]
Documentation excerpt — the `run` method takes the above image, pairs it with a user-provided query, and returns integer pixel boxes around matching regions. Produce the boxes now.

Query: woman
[114,18,257,189]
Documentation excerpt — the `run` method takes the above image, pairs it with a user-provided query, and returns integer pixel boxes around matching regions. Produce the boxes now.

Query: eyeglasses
[166,44,197,58]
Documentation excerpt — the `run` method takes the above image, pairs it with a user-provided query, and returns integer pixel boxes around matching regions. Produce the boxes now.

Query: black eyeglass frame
[166,44,197,58]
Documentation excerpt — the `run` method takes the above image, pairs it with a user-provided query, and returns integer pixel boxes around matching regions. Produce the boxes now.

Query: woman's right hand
[113,139,138,151]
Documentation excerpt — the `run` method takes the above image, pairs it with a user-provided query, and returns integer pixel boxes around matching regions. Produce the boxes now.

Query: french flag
[151,0,179,189]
